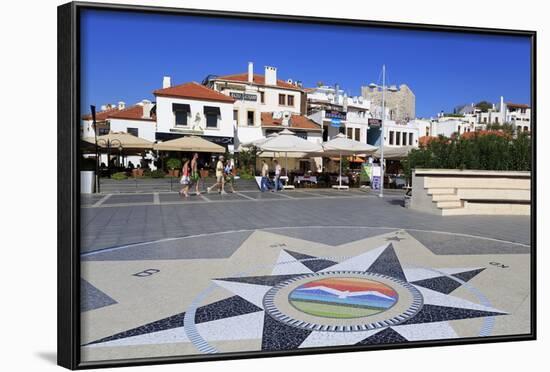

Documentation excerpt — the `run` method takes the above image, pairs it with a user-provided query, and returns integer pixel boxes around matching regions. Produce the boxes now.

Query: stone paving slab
[103,194,154,205]
[202,193,249,201]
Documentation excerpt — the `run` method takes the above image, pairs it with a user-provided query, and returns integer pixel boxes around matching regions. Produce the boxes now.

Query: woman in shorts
[179,158,191,197]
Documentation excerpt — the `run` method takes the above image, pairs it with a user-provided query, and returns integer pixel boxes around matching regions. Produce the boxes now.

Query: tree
[475,101,493,112]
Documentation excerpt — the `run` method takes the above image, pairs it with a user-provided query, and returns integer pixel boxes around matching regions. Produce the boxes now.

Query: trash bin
[80,171,95,194]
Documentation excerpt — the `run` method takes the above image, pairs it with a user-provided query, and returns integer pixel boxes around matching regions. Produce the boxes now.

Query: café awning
[87,132,154,150]
[153,135,225,153]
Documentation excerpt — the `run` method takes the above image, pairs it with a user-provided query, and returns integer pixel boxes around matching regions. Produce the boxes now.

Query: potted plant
[166,157,182,177]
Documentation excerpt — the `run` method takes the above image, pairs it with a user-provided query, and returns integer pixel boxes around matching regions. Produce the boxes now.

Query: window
[287,95,294,106]
[127,127,139,137]
[396,131,401,145]
[346,127,353,139]
[175,110,188,126]
[203,106,220,128]
[247,111,255,126]
[409,133,413,145]
[260,91,265,104]
[99,128,109,135]
[233,110,238,121]
[402,132,407,146]
[173,103,190,126]
[355,128,361,141]
[279,94,286,105]
[206,113,218,128]
[338,126,346,135]
[389,131,394,145]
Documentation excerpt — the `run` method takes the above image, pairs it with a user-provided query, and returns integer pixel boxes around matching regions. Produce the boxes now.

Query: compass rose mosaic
[80,228,530,362]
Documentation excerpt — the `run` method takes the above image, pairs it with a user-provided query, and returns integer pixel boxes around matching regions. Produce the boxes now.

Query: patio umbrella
[153,135,225,153]
[322,133,378,189]
[258,128,323,178]
[95,132,154,150]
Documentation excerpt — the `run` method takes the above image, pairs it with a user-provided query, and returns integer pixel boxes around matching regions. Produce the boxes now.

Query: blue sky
[80,9,531,118]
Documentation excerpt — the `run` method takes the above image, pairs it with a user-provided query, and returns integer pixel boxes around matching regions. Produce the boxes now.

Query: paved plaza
[79,188,531,362]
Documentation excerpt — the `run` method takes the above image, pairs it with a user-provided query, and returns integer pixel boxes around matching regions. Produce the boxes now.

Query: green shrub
[403,132,531,180]
[166,158,182,170]
[238,168,255,180]
[111,172,128,180]
[150,169,165,178]
[143,169,152,178]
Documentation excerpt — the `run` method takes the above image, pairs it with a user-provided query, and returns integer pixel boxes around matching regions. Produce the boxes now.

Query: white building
[434,118,475,137]
[153,79,236,151]
[502,102,531,132]
[454,96,531,132]
[81,100,157,168]
[307,85,371,143]
[381,121,420,147]
[208,62,306,147]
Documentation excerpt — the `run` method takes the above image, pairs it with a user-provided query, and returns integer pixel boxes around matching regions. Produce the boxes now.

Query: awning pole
[339,152,342,188]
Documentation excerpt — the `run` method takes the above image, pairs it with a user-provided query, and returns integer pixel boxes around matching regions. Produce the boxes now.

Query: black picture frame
[58,2,537,369]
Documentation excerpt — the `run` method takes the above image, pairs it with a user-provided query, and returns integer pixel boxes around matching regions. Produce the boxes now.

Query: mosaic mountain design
[288,277,398,318]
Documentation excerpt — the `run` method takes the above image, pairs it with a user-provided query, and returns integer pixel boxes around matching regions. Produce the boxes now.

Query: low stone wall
[409,169,531,216]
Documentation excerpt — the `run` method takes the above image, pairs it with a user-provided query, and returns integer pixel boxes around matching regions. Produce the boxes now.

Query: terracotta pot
[200,169,209,178]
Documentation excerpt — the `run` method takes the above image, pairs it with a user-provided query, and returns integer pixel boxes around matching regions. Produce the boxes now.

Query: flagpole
[379,65,385,198]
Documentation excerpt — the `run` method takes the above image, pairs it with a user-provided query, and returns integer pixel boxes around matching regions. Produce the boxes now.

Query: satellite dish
[389,85,398,92]
[283,111,291,120]
[273,111,283,119]
[368,83,377,88]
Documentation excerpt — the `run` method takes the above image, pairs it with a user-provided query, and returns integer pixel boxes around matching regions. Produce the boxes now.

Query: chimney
[265,66,277,86]
[141,99,152,119]
[118,101,125,110]
[248,62,254,83]
[163,76,171,89]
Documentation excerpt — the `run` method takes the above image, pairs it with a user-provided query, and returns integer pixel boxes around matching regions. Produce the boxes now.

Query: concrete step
[427,188,455,195]
[436,200,463,209]
[431,194,460,202]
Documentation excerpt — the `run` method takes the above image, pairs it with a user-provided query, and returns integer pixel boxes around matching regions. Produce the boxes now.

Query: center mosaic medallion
[263,271,423,332]
[288,277,398,319]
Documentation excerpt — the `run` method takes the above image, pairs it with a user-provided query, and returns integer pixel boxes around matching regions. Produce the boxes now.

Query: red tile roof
[261,112,321,131]
[82,105,155,122]
[81,107,119,121]
[506,102,530,109]
[215,73,303,91]
[154,81,235,103]
[108,105,156,121]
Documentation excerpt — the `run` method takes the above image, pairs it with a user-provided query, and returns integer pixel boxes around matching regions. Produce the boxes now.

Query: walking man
[207,155,226,194]
[190,152,201,195]
[272,159,281,192]
[260,159,269,192]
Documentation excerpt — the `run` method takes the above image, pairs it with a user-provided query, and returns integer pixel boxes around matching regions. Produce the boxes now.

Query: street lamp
[368,65,386,197]
[97,137,122,178]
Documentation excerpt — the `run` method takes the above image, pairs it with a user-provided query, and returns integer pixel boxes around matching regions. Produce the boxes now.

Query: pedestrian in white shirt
[273,160,281,192]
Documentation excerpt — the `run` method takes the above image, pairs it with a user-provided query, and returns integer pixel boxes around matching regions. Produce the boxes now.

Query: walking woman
[190,152,201,195]
[179,158,191,197]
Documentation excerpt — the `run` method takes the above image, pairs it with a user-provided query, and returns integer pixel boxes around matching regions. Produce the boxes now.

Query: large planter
[200,169,209,178]
[132,168,144,178]
[168,169,180,177]
[80,171,95,194]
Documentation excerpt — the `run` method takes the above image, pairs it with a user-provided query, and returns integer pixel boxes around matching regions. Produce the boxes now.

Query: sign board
[371,175,381,190]
[372,165,381,177]
[368,118,382,126]
[330,118,342,128]
[360,163,372,182]
[326,110,347,120]
[230,92,258,101]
